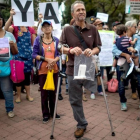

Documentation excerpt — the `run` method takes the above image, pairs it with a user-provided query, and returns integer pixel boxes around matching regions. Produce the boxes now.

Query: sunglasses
[103,28,108,30]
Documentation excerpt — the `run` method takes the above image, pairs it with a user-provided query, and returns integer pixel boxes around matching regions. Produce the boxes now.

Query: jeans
[116,65,140,103]
[0,76,14,112]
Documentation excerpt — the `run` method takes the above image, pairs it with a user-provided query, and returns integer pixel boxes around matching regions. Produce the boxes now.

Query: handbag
[10,60,25,83]
[43,70,55,91]
[0,55,12,77]
[107,78,118,93]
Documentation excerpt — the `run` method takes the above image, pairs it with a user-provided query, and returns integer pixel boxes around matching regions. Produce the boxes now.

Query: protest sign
[96,12,109,22]
[125,0,140,14]
[11,0,34,26]
[98,30,115,66]
[0,38,10,59]
[39,2,61,29]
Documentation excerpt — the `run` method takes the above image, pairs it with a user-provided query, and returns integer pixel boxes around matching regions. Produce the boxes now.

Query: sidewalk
[0,83,140,140]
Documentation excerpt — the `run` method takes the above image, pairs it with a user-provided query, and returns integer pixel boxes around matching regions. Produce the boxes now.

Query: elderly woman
[112,20,140,110]
[4,9,36,103]
[32,20,60,123]
[0,13,18,117]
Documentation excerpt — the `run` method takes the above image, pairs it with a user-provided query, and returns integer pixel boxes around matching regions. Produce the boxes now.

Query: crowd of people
[1,0,140,139]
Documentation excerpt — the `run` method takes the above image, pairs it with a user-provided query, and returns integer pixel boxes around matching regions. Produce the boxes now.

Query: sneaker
[56,114,61,119]
[109,67,116,74]
[51,114,61,119]
[7,111,15,118]
[43,117,49,123]
[58,94,63,100]
[74,128,86,138]
[121,103,127,111]
[136,67,140,72]
[132,93,138,100]
[65,89,68,94]
[90,94,95,99]
[98,92,107,96]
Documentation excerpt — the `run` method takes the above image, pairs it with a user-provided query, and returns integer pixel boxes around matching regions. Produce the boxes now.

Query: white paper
[98,31,114,66]
[96,12,109,22]
[126,58,134,78]
[39,2,61,30]
[11,0,34,26]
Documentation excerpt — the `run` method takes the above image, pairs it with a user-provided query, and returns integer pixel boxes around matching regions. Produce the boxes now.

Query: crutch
[50,44,67,139]
[94,56,115,136]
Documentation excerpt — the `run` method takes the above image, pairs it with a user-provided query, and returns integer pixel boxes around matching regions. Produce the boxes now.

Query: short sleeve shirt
[59,22,101,76]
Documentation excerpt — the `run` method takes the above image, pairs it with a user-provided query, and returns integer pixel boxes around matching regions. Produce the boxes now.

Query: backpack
[107,78,118,93]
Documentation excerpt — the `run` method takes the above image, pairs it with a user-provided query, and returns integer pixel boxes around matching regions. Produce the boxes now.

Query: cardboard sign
[98,30,115,66]
[39,2,61,29]
[0,38,10,58]
[11,0,34,26]
[96,12,109,22]
[125,0,140,14]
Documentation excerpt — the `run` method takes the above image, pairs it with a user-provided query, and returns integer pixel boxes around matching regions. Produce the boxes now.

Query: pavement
[0,79,140,140]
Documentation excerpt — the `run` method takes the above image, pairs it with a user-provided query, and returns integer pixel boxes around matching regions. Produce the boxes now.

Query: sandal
[15,98,21,103]
[26,96,34,102]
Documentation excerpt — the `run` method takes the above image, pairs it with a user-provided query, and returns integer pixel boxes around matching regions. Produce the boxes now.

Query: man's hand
[83,48,93,57]
[62,60,66,64]
[70,47,82,56]
[10,9,15,17]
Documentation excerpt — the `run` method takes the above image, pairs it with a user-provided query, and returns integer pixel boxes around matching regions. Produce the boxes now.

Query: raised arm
[4,9,15,33]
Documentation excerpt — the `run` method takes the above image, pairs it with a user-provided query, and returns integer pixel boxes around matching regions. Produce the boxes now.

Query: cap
[41,20,52,26]
[112,21,121,27]
[93,19,104,26]
[90,16,97,23]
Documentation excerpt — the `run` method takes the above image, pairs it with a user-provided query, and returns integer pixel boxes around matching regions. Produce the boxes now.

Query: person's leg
[0,76,14,113]
[39,74,50,118]
[116,65,127,110]
[136,72,140,107]
[49,73,58,116]
[24,72,33,101]
[68,75,88,129]
[16,84,22,103]
[106,66,112,81]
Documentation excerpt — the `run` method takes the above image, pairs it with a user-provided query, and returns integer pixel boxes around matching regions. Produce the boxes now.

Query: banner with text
[125,0,140,14]
[11,0,34,26]
[39,2,61,29]
[98,30,114,66]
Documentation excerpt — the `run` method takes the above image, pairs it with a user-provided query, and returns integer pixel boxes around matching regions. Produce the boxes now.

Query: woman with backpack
[4,9,36,103]
[0,13,18,117]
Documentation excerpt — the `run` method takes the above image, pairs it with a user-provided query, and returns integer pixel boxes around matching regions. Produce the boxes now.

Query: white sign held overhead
[96,12,109,22]
[125,0,140,14]
[39,2,61,30]
[11,0,34,26]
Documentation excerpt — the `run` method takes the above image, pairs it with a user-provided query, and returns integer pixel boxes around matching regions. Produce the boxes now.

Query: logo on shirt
[88,35,92,37]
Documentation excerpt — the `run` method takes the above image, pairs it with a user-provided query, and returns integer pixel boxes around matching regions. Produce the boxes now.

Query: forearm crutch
[95,56,115,136]
[50,45,68,139]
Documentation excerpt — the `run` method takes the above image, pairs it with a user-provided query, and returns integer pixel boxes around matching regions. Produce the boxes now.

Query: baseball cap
[41,20,52,26]
[93,19,104,26]
[90,16,98,23]
[112,21,121,27]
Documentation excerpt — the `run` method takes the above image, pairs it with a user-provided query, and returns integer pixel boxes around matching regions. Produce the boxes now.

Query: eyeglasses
[132,26,137,29]
[103,28,108,30]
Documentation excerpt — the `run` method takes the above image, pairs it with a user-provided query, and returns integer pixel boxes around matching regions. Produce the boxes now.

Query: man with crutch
[57,1,105,138]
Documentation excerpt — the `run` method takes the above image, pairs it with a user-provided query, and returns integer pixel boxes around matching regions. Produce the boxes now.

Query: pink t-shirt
[11,25,35,42]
